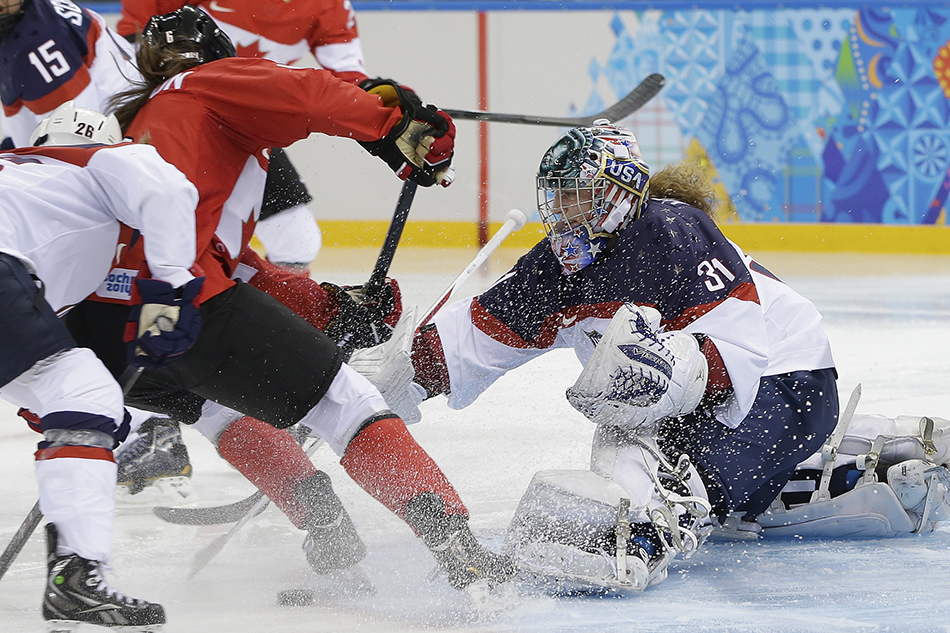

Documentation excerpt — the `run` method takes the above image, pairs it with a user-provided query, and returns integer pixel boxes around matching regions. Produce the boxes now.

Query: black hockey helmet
[0,0,29,39]
[142,5,235,66]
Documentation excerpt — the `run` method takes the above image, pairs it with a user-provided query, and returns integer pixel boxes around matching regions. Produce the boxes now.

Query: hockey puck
[276,588,315,607]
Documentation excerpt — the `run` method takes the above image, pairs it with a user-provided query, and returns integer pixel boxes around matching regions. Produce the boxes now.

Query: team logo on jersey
[95,267,137,300]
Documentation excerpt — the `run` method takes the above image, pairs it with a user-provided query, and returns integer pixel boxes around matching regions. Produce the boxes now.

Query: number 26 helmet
[537,120,650,275]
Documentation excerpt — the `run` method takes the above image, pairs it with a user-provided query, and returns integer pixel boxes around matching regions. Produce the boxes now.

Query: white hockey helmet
[537,120,650,275]
[29,101,123,147]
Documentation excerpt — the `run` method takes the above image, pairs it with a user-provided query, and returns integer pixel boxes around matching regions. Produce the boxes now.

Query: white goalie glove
[347,306,425,424]
[566,303,708,430]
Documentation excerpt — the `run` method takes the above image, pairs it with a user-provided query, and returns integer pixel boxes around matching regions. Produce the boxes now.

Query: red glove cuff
[411,324,451,398]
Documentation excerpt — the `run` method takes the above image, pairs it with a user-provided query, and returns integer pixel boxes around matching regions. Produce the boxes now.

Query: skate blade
[464,578,521,618]
[116,477,198,510]
[326,565,377,597]
[47,621,164,633]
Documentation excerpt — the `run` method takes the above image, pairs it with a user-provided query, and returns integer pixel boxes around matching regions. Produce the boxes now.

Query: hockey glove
[566,304,708,430]
[320,278,402,360]
[125,276,204,369]
[358,78,456,188]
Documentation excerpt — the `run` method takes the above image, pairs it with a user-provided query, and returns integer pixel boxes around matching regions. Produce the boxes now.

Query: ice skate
[296,471,370,592]
[43,524,165,631]
[115,419,195,508]
[406,492,517,592]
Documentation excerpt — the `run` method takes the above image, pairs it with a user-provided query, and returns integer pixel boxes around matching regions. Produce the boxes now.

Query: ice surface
[1,249,949,632]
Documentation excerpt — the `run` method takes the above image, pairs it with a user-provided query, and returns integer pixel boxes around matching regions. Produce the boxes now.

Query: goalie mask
[143,5,236,68]
[30,102,123,147]
[537,121,650,275]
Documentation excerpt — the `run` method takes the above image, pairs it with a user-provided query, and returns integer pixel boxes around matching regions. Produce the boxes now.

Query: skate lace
[89,562,146,607]
[631,438,711,557]
[120,426,176,466]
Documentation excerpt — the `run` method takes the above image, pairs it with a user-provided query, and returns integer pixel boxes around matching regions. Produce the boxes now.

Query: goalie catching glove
[358,79,456,188]
[125,274,204,369]
[320,278,402,360]
[567,304,708,429]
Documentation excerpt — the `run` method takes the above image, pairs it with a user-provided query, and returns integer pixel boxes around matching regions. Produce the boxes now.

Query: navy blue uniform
[428,198,838,519]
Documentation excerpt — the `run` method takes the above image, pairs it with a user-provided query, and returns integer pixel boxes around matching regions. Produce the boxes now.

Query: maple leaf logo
[236,41,268,59]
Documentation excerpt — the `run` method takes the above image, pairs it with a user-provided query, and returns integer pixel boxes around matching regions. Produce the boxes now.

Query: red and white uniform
[0,144,198,311]
[0,143,197,562]
[118,0,368,83]
[93,57,398,305]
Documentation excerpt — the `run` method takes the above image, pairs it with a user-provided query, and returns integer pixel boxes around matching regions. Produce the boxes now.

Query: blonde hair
[648,160,718,218]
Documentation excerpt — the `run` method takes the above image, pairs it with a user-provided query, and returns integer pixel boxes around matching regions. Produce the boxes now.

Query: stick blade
[595,73,666,124]
[154,491,266,525]
[444,73,665,127]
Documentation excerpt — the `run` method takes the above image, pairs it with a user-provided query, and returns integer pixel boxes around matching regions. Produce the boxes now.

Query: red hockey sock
[217,416,317,529]
[340,416,467,528]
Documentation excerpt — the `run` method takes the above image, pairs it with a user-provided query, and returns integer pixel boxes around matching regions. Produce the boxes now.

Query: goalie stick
[418,208,528,329]
[444,73,665,126]
[155,183,419,527]
[0,366,143,582]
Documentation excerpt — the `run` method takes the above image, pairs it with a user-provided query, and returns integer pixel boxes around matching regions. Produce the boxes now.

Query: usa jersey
[118,0,367,83]
[0,0,138,147]
[92,57,400,305]
[433,198,835,428]
[0,143,198,312]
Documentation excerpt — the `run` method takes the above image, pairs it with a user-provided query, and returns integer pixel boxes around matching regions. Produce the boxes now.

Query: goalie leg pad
[758,481,918,538]
[759,460,950,537]
[503,469,655,591]
[505,454,711,593]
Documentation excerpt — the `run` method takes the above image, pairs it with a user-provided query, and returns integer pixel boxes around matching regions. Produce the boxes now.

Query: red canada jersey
[118,0,366,82]
[94,57,399,305]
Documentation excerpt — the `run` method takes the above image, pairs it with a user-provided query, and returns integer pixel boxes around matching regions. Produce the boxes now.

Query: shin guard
[340,415,467,524]
[217,416,318,528]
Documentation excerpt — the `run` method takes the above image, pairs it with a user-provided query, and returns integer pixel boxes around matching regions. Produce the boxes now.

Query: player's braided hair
[648,160,719,219]
[109,40,204,132]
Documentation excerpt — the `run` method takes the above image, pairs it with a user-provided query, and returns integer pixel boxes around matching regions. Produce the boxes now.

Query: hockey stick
[363,179,417,299]
[444,73,665,127]
[154,490,266,525]
[417,208,528,329]
[188,437,325,579]
[0,366,144,582]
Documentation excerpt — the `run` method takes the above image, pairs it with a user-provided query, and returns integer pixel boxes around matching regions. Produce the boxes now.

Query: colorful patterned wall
[581,6,950,225]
